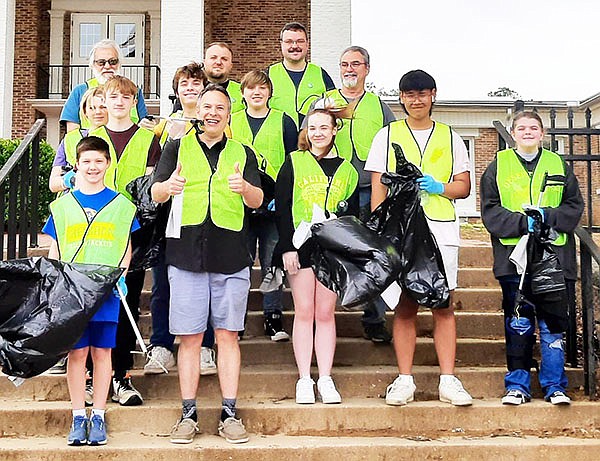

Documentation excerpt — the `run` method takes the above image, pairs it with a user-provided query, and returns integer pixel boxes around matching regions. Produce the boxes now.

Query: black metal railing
[494,107,600,398]
[0,119,44,260]
[38,65,161,99]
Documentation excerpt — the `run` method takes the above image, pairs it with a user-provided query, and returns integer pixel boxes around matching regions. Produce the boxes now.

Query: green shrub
[0,138,55,229]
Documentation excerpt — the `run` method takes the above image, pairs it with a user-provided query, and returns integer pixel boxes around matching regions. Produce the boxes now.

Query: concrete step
[2,366,584,403]
[1,398,597,439]
[2,433,600,461]
[138,311,505,340]
[129,337,507,368]
[459,243,493,267]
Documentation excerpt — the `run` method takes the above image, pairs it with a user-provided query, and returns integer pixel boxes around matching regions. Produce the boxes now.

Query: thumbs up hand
[167,162,186,196]
[228,161,246,194]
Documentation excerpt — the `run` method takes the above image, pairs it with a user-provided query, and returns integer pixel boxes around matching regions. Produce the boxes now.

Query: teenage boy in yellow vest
[152,84,263,444]
[89,75,162,407]
[268,22,335,127]
[60,39,148,133]
[44,136,139,445]
[481,111,583,405]
[320,46,395,343]
[230,70,298,341]
[365,70,473,407]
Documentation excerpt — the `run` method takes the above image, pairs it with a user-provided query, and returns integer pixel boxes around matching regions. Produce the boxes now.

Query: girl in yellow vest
[274,107,359,404]
[481,111,584,405]
[44,136,140,445]
[49,87,107,193]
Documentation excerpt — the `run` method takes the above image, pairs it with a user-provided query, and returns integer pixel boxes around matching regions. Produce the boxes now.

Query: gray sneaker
[170,418,199,444]
[218,417,249,444]
[48,357,67,374]
[200,347,217,376]
[144,346,176,375]
[85,377,93,407]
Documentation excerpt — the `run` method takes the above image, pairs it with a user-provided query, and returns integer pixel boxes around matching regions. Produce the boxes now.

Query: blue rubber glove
[62,170,76,189]
[416,174,444,195]
[267,199,276,211]
[114,275,128,297]
[526,208,544,232]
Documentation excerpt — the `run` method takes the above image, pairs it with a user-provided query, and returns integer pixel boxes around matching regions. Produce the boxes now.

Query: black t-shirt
[245,111,299,155]
[153,134,261,274]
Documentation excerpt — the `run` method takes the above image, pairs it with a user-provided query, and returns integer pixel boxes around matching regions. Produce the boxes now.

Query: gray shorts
[168,265,250,335]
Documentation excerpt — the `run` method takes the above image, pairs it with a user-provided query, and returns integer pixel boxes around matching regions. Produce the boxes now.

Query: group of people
[42,20,583,448]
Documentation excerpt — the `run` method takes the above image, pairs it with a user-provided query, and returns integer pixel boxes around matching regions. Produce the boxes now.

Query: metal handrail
[0,119,45,259]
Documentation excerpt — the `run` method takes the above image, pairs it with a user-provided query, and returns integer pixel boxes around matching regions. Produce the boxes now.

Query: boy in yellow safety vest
[44,136,140,445]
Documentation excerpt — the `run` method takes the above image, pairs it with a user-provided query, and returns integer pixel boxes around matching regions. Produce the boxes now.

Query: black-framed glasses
[340,61,366,69]
[94,58,119,67]
[281,39,307,46]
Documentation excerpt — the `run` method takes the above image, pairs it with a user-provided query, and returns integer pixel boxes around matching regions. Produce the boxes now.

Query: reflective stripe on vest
[50,192,136,265]
[177,133,247,231]
[387,120,455,222]
[290,150,358,229]
[80,78,141,128]
[496,148,567,246]
[325,89,384,162]
[64,129,85,166]
[226,80,245,114]
[268,62,327,126]
[230,109,285,178]
[89,126,154,200]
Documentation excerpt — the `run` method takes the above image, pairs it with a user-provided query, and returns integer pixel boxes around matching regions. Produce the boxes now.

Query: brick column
[0,0,16,138]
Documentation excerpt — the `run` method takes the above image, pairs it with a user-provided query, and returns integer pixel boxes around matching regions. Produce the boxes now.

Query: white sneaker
[144,346,176,375]
[295,377,316,404]
[546,391,571,405]
[438,375,473,406]
[385,375,416,406]
[85,377,93,407]
[112,375,143,406]
[317,376,342,404]
[502,389,530,405]
[200,347,217,376]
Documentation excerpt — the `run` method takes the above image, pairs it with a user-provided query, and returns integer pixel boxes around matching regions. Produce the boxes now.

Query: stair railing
[0,119,45,260]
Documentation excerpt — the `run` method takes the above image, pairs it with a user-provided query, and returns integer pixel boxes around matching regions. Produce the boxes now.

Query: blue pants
[499,276,569,398]
[358,186,387,325]
[150,248,175,350]
[247,213,283,315]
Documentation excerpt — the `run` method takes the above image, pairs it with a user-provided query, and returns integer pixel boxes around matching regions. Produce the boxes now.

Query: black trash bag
[366,143,450,308]
[310,216,402,308]
[0,257,122,378]
[126,174,168,272]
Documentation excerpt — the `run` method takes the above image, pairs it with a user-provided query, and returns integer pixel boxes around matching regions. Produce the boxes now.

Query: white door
[455,137,478,217]
[70,14,144,89]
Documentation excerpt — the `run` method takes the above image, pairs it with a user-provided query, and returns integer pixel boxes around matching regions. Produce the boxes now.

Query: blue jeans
[150,247,175,350]
[358,186,387,325]
[247,213,282,314]
[499,276,568,398]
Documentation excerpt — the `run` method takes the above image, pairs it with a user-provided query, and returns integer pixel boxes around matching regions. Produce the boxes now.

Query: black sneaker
[363,323,392,343]
[112,375,143,406]
[264,312,290,342]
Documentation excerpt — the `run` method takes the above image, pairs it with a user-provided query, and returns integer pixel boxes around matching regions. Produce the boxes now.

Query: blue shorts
[73,321,118,349]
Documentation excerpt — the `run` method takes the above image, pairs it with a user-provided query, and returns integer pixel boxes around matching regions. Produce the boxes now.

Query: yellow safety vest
[325,89,384,162]
[50,191,136,265]
[386,120,455,222]
[177,133,247,231]
[226,80,244,114]
[268,62,327,126]
[80,78,140,128]
[64,129,85,166]
[496,148,567,246]
[290,150,358,228]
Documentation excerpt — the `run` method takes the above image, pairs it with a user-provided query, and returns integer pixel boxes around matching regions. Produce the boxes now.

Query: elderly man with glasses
[60,39,148,133]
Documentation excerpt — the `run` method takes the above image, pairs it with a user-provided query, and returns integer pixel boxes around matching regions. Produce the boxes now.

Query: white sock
[91,408,105,420]
[72,409,86,418]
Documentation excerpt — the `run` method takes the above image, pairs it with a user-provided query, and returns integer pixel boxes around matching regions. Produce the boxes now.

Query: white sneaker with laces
[385,375,416,406]
[295,377,316,404]
[502,389,530,405]
[546,390,571,405]
[438,375,473,406]
[144,346,176,375]
[200,347,217,376]
[317,376,342,404]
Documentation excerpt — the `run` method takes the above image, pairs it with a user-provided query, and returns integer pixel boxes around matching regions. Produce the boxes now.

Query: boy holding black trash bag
[365,69,473,406]
[481,111,584,405]
[44,136,139,445]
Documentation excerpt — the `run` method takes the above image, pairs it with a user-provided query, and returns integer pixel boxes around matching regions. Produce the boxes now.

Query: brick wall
[12,0,50,139]
[473,128,499,212]
[204,0,310,81]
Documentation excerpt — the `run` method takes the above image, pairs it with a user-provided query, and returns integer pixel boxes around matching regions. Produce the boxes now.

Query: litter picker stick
[116,285,169,374]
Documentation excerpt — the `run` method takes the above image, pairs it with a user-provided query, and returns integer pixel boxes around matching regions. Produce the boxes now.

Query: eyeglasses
[94,58,119,67]
[281,39,306,46]
[340,61,366,69]
[401,90,434,101]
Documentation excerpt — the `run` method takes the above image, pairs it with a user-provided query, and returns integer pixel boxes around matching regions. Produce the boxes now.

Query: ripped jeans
[499,276,569,399]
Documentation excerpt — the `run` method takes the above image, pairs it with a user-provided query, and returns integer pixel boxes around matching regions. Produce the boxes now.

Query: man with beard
[322,46,395,343]
[203,42,244,114]
[60,39,148,132]
[268,22,335,127]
